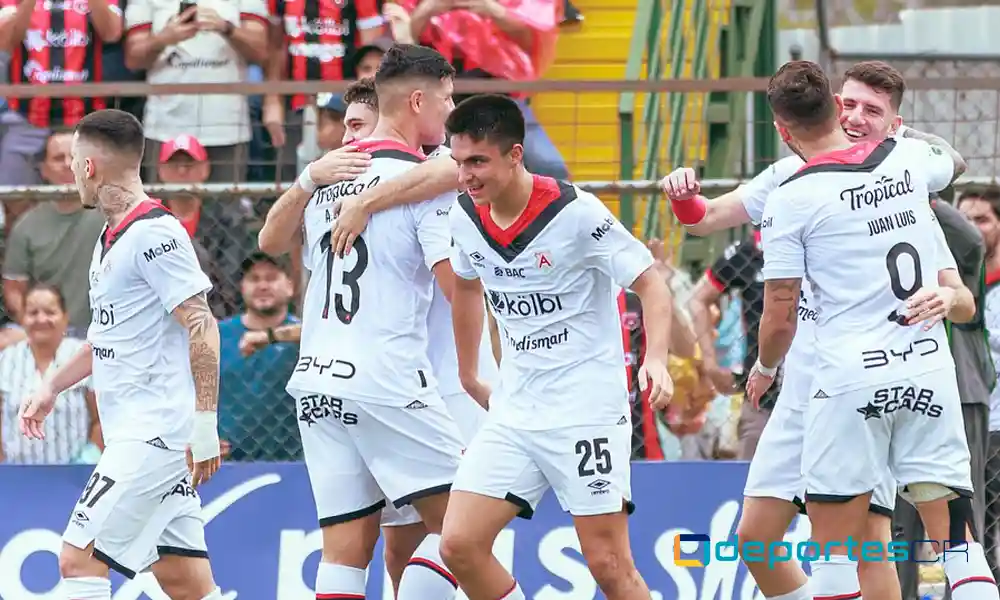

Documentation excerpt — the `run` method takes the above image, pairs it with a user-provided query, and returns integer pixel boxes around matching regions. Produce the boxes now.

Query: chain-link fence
[1,78,999,554]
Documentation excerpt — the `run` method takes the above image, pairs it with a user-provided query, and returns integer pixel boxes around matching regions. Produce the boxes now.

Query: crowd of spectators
[0,0,590,464]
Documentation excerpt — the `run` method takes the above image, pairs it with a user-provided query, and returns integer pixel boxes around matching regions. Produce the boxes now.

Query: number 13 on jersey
[319,232,369,324]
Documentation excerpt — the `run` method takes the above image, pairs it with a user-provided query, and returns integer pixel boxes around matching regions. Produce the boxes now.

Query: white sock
[60,576,111,600]
[766,583,811,600]
[500,581,526,600]
[397,534,457,600]
[316,562,367,599]
[200,587,224,600]
[941,542,999,599]
[808,554,860,599]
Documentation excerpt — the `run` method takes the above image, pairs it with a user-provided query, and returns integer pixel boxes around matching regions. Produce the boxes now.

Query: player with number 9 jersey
[761,135,973,503]
[287,138,466,528]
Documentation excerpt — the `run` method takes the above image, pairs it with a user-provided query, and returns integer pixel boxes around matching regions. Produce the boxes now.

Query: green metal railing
[617,0,778,272]
[616,0,714,242]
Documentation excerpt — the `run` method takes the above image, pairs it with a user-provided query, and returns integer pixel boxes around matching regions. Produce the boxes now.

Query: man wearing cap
[316,94,347,154]
[218,252,301,461]
[159,134,256,316]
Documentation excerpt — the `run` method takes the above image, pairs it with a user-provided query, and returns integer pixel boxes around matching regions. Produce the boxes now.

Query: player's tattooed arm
[172,293,221,412]
[758,278,801,368]
[901,127,967,181]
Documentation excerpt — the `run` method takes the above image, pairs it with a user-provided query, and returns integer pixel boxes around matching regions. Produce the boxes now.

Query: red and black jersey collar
[354,138,425,163]
[101,200,171,259]
[458,176,576,263]
[781,138,895,186]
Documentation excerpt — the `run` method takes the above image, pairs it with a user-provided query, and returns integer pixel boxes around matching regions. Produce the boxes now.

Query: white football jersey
[87,201,212,450]
[288,140,453,405]
[426,288,498,396]
[449,176,654,430]
[761,137,957,395]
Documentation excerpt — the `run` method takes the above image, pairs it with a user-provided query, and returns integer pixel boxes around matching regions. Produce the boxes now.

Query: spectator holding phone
[124,0,269,182]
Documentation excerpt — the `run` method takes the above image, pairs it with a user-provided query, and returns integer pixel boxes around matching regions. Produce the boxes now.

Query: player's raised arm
[661,157,802,236]
[748,193,803,407]
[331,155,460,257]
[258,146,372,256]
[898,125,967,184]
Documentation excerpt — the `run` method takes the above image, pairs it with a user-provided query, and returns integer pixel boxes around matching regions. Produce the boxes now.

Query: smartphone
[178,0,196,18]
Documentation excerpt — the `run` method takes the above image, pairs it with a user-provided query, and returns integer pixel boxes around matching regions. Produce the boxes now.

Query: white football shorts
[62,441,208,578]
[381,391,487,528]
[744,368,897,516]
[291,389,464,526]
[453,418,633,518]
[803,368,973,503]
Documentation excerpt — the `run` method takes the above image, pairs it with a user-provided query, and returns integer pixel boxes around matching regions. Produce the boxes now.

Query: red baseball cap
[159,134,208,163]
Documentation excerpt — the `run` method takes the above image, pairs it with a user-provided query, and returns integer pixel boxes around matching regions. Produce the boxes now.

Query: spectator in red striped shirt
[124,0,269,183]
[0,0,122,187]
[263,0,384,183]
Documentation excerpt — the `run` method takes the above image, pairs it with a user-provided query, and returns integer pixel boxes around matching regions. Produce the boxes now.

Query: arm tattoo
[173,293,221,412]
[767,279,800,323]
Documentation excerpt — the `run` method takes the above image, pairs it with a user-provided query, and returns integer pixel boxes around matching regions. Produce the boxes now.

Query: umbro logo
[470,252,485,262]
[617,416,628,425]
[145,437,168,449]
[587,479,611,491]
[405,400,428,409]
[813,390,828,399]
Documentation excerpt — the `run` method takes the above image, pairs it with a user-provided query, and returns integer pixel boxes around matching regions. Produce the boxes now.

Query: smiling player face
[838,78,903,142]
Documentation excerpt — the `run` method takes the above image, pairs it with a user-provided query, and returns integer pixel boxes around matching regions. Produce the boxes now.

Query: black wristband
[266,328,278,344]
[223,21,235,37]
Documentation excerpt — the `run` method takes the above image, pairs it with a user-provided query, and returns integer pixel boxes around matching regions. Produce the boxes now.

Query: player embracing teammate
[668,60,998,599]
[264,43,678,600]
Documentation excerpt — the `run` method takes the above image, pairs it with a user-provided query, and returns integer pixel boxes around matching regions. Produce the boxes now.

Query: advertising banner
[0,461,813,600]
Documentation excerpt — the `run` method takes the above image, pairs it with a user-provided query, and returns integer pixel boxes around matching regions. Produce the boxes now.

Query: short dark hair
[767,61,837,132]
[445,94,524,151]
[842,60,906,110]
[959,185,1000,219]
[23,281,66,313]
[374,43,455,88]
[74,109,145,161]
[344,77,378,111]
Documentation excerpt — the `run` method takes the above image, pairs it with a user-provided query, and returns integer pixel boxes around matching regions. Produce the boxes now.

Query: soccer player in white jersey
[437,94,673,600]
[263,44,468,600]
[662,61,967,600]
[341,76,499,600]
[17,109,224,600]
[747,61,997,600]
[262,76,499,598]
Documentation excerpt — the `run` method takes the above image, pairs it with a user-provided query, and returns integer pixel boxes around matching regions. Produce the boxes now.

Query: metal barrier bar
[11,77,1000,98]
[4,177,995,201]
